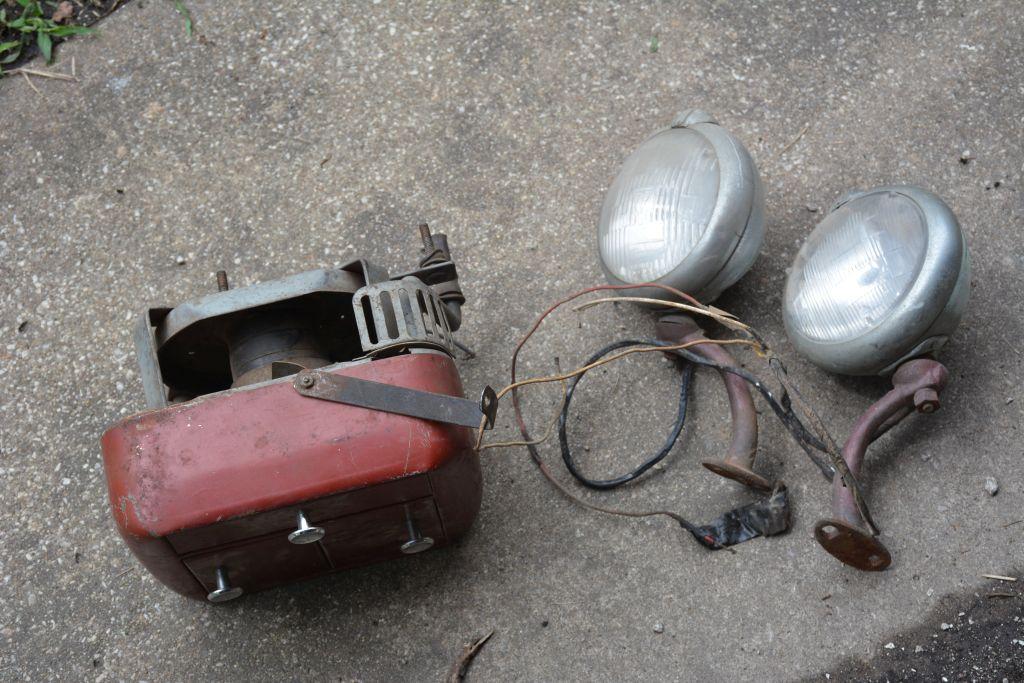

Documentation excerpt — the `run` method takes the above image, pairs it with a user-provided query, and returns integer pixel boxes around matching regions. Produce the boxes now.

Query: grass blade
[37,30,51,63]
[173,1,193,38]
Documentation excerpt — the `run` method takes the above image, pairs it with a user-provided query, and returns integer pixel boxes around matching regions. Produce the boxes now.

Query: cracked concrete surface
[1,1,1022,680]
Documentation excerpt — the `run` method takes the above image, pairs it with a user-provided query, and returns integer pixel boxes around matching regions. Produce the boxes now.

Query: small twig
[22,71,42,95]
[447,630,494,683]
[779,123,810,157]
[987,592,1016,598]
[1003,519,1024,528]
[114,567,134,579]
[982,574,1018,582]
[71,56,76,79]
[7,67,76,81]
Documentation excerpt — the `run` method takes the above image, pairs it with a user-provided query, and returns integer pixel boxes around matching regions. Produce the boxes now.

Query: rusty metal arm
[814,358,949,571]
[656,314,773,492]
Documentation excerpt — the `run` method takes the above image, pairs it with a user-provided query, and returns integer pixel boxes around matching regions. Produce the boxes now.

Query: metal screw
[298,374,315,388]
[216,270,230,292]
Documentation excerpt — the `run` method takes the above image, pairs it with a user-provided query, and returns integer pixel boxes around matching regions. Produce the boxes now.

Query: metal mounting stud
[399,505,434,555]
[287,510,325,545]
[206,567,244,603]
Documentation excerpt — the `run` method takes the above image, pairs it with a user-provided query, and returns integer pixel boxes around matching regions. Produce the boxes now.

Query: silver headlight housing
[597,110,765,303]
[783,186,970,376]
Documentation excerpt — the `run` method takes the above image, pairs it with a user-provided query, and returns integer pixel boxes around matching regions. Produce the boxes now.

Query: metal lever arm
[293,370,497,430]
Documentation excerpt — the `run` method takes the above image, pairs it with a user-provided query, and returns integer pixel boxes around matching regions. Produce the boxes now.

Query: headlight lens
[599,128,720,284]
[785,192,928,342]
[783,187,969,376]
[597,110,764,303]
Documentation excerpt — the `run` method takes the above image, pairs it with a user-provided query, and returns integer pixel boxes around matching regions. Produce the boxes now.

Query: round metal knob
[206,567,244,603]
[401,535,435,554]
[287,510,325,545]
[400,506,434,555]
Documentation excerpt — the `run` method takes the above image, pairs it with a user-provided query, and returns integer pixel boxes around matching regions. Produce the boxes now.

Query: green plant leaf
[37,29,51,62]
[0,44,22,64]
[0,41,20,53]
[173,1,193,38]
[50,25,94,37]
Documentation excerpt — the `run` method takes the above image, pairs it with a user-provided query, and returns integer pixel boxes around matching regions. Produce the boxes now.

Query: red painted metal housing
[101,351,482,600]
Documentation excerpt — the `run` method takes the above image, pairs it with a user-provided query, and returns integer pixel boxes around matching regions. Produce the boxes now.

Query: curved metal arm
[656,314,772,491]
[814,358,949,571]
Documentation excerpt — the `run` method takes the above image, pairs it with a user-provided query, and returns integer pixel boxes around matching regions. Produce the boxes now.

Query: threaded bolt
[216,270,229,292]
[418,223,434,251]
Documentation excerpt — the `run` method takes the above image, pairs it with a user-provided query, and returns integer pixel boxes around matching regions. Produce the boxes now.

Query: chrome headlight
[598,110,764,303]
[783,186,970,376]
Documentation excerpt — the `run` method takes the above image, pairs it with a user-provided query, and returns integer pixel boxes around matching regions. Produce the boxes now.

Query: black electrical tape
[558,339,695,490]
[691,485,791,549]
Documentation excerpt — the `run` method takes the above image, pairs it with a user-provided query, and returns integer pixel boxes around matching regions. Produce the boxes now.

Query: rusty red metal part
[656,314,773,492]
[814,358,949,571]
[101,351,481,600]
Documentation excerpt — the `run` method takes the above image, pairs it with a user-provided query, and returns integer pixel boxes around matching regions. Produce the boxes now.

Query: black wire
[558,340,695,490]
[558,337,837,485]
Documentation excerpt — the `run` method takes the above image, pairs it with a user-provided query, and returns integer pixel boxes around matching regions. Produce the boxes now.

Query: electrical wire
[478,365,567,452]
[479,282,878,542]
[569,293,879,535]
[473,337,754,450]
[504,283,755,550]
[558,340,694,490]
[666,345,835,479]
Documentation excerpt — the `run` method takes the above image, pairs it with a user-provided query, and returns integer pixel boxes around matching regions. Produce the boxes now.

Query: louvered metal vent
[353,277,455,356]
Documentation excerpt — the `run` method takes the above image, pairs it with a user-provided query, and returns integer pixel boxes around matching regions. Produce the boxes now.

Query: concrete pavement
[1,1,1022,680]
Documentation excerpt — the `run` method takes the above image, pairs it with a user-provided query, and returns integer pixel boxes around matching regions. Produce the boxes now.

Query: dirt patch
[1,0,129,71]
[810,578,1024,681]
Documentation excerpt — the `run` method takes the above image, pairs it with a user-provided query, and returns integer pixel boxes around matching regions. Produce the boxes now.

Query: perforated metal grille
[353,277,455,355]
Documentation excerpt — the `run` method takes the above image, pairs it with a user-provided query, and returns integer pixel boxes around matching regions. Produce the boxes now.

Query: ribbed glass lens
[785,192,928,342]
[598,129,720,283]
